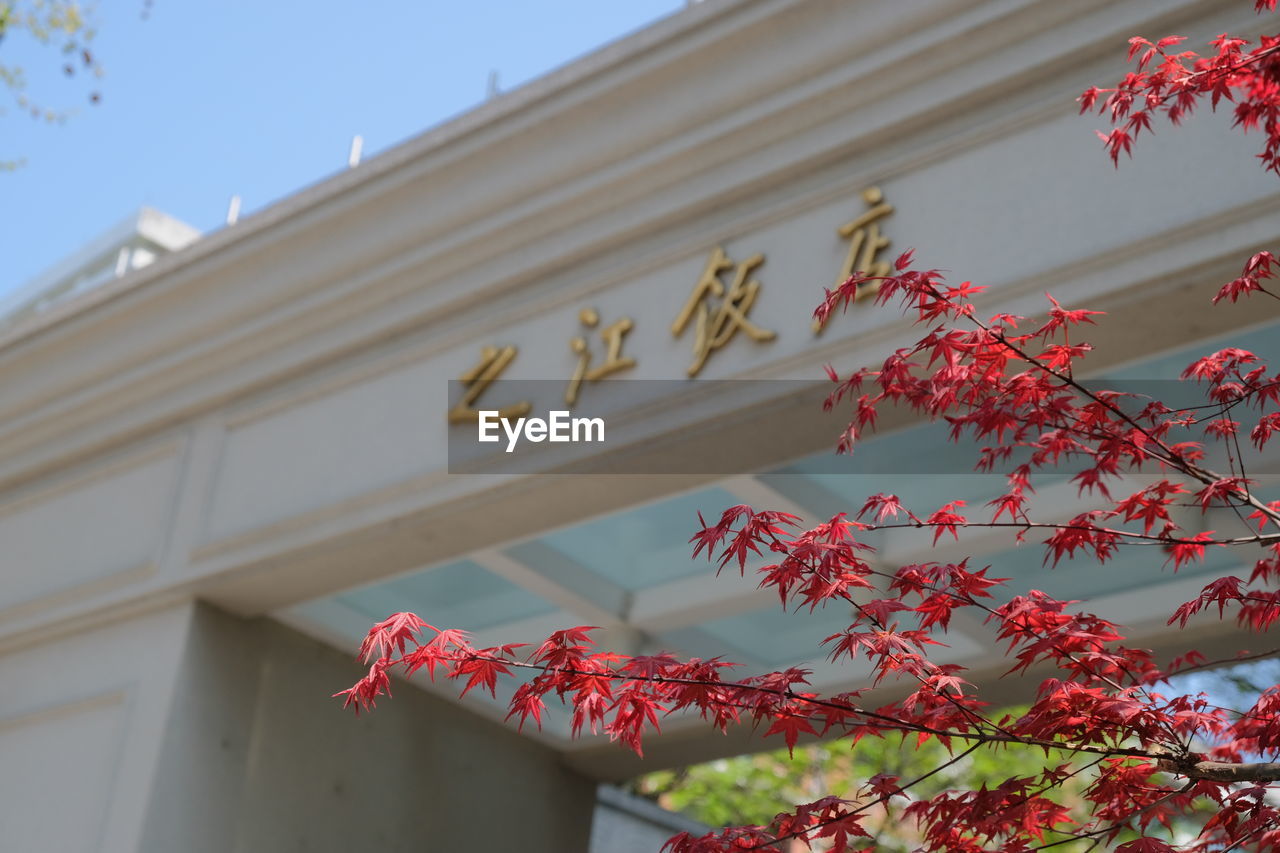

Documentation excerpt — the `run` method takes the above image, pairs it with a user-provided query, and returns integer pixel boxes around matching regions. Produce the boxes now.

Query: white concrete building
[2,1,1278,850]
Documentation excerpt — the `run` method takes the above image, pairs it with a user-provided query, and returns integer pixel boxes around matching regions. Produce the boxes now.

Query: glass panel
[529,487,743,590]
[696,601,854,667]
[336,559,555,631]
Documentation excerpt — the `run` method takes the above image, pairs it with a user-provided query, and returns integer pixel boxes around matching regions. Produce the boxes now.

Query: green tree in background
[631,661,1280,848]
[0,1,104,167]
[631,709,1087,850]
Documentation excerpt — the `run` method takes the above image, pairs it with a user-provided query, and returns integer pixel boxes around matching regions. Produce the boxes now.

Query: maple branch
[744,741,985,851]
[984,324,1280,528]
[855,565,1185,746]
[1169,758,1280,783]
[1167,647,1280,678]
[1096,42,1280,118]
[893,275,1280,530]
[1165,379,1280,413]
[1030,779,1194,852]
[1220,817,1280,853]
[422,648,1179,764]
[991,754,1108,826]
[755,525,1016,741]
[854,517,1277,547]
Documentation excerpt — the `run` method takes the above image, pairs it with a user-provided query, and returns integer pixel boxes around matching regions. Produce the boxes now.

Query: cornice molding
[0,0,1259,488]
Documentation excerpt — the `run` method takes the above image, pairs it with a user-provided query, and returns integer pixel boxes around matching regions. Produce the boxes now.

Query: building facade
[2,1,1278,850]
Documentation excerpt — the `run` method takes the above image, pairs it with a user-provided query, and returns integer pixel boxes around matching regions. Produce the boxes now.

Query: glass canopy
[282,317,1280,742]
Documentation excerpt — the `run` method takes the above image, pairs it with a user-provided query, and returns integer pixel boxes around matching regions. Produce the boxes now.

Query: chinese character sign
[814,186,894,333]
[565,307,637,405]
[447,187,897,424]
[671,246,776,377]
[448,345,532,423]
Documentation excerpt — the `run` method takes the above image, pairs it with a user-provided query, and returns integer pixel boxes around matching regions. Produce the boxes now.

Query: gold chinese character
[672,246,776,377]
[815,186,894,334]
[447,345,532,423]
[565,307,637,406]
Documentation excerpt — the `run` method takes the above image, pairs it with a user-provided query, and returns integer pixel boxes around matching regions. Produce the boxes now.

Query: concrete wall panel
[204,363,441,543]
[0,693,129,852]
[0,445,179,618]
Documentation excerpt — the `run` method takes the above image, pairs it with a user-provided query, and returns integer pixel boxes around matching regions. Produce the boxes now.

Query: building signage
[448,187,895,423]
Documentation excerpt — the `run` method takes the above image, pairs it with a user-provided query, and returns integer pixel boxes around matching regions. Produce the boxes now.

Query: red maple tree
[338,4,1280,850]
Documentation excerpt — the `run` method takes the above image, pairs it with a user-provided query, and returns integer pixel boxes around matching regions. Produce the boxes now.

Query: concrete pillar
[0,603,598,852]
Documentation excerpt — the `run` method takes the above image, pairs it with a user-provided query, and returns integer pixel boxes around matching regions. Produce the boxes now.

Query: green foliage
[0,1,104,168]
[630,709,1083,848]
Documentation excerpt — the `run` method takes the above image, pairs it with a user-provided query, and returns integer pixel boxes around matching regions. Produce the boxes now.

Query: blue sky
[1,0,685,297]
